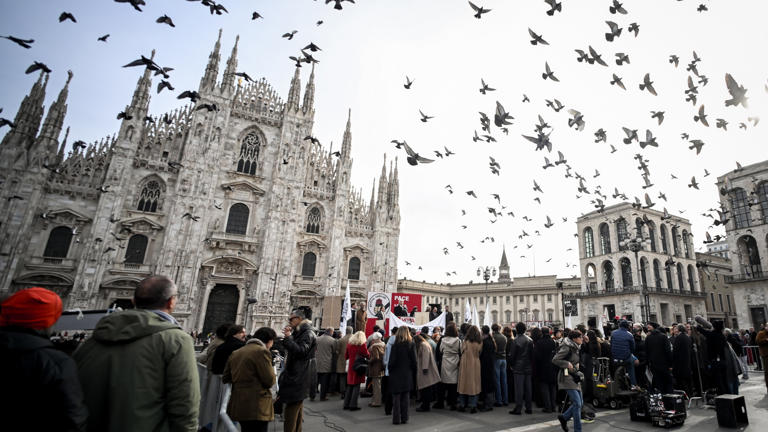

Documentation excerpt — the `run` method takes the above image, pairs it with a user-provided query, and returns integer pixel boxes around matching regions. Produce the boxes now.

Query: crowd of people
[2,277,768,432]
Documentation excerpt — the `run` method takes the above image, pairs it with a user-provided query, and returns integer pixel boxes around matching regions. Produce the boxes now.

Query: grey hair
[724,328,732,335]
[134,276,177,309]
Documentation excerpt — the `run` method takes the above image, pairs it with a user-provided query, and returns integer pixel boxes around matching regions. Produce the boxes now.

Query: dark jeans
[419,384,433,409]
[318,373,332,399]
[540,382,557,411]
[337,373,347,397]
[650,368,674,394]
[383,376,393,414]
[513,373,532,411]
[239,420,268,432]
[344,383,360,408]
[434,382,445,406]
[673,375,692,397]
[392,391,409,424]
[444,383,458,407]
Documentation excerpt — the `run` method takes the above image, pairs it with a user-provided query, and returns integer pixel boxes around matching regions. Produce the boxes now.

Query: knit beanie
[0,287,63,330]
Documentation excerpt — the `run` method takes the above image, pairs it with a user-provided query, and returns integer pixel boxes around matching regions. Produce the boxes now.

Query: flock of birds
[1,0,766,279]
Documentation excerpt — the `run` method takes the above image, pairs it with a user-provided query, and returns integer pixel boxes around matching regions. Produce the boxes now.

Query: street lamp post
[620,233,651,323]
[557,281,565,326]
[477,266,497,320]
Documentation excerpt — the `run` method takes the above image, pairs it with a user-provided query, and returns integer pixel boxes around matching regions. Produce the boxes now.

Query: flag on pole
[340,280,352,337]
[472,304,479,327]
[566,313,573,329]
[464,298,472,323]
[484,300,491,327]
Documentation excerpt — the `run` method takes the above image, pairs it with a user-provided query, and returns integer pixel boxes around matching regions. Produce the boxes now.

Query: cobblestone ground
[293,378,767,432]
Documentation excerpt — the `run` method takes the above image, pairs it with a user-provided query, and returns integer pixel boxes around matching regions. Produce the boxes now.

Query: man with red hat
[0,287,88,431]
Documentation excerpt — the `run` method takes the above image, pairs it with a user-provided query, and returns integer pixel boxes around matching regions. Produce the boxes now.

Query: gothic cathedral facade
[0,30,400,333]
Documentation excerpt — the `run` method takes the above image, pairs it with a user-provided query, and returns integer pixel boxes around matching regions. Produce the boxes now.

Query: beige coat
[457,340,482,395]
[416,340,441,389]
[223,339,275,422]
[335,334,351,373]
[368,341,386,377]
[439,336,461,384]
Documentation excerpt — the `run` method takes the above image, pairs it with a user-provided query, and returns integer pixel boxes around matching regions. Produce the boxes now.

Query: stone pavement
[294,379,767,432]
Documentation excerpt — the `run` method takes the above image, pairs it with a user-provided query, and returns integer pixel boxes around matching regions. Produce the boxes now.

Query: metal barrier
[743,346,764,371]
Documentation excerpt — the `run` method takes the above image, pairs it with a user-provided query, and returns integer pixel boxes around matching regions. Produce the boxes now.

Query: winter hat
[0,287,63,330]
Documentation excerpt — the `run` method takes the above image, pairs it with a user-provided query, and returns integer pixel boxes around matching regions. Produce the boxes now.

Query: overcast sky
[1,1,766,285]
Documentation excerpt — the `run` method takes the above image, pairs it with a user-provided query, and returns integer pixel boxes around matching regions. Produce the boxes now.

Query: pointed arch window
[584,227,595,258]
[616,218,629,250]
[653,259,662,288]
[348,257,361,280]
[758,182,768,224]
[682,230,691,258]
[640,258,648,287]
[125,234,148,264]
[236,132,261,175]
[687,265,696,291]
[730,188,751,229]
[676,263,685,291]
[599,223,611,255]
[43,226,73,258]
[660,225,669,254]
[603,261,615,290]
[671,227,680,256]
[620,257,633,287]
[306,207,322,234]
[665,261,674,291]
[137,180,161,212]
[647,222,657,252]
[301,252,317,278]
[225,203,249,235]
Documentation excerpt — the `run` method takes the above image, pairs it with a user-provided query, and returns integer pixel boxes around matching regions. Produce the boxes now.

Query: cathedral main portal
[202,284,239,336]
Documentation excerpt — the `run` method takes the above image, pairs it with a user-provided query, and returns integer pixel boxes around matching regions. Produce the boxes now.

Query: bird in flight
[724,73,748,107]
[97,34,110,42]
[2,35,34,48]
[544,0,562,16]
[479,78,495,94]
[542,62,559,81]
[693,105,709,126]
[404,76,414,89]
[400,142,434,166]
[468,1,491,18]
[528,28,549,45]
[419,110,433,122]
[639,73,658,95]
[156,15,175,27]
[604,21,622,42]
[59,12,76,23]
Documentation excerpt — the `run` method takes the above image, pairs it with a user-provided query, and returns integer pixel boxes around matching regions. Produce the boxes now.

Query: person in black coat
[508,322,534,415]
[632,326,648,388]
[279,311,318,431]
[533,327,558,413]
[645,323,673,394]
[211,324,247,374]
[672,324,693,396]
[0,288,88,432]
[480,326,497,411]
[388,327,417,425]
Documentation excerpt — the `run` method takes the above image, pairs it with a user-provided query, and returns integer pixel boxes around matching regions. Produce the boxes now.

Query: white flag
[484,300,491,327]
[566,313,573,329]
[340,280,352,336]
[464,298,472,323]
[472,303,479,327]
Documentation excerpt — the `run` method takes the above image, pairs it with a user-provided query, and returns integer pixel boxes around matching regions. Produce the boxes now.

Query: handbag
[353,354,368,375]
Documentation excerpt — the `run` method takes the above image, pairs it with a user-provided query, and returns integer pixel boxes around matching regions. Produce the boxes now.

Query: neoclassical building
[571,202,706,326]
[0,30,400,333]
[397,248,582,327]
[716,159,768,329]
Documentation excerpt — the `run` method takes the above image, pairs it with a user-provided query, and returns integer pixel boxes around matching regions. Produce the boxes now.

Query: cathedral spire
[128,50,154,117]
[285,66,302,112]
[57,126,69,164]
[221,34,239,93]
[391,157,400,208]
[199,29,222,92]
[369,179,376,225]
[377,154,388,209]
[302,63,315,114]
[341,108,351,159]
[1,71,49,147]
[37,70,72,149]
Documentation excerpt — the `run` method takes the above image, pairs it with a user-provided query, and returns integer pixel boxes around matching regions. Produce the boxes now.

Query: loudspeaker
[662,393,686,417]
[714,394,748,428]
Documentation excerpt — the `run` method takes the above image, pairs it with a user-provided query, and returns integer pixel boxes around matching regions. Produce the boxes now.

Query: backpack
[353,353,368,374]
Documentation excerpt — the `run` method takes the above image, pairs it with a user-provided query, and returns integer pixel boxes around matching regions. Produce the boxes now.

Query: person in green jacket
[74,275,200,432]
